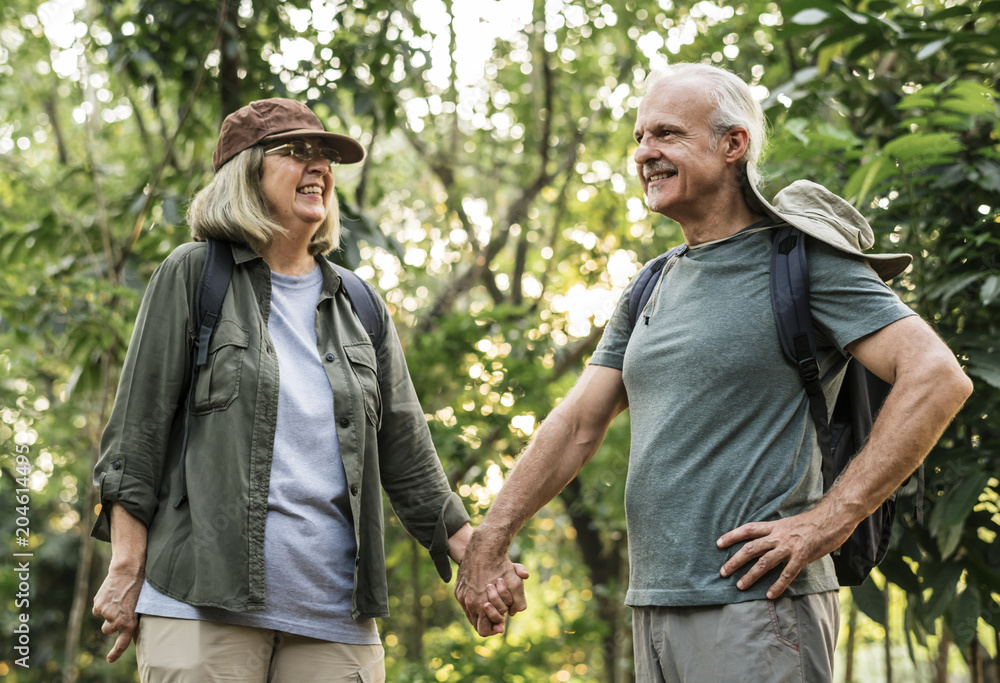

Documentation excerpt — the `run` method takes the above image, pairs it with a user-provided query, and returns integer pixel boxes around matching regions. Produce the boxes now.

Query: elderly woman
[91,99,524,682]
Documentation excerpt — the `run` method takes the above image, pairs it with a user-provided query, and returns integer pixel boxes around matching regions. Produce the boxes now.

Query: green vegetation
[0,0,997,681]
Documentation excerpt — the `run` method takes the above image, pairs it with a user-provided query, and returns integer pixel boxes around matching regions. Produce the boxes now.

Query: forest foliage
[0,0,998,681]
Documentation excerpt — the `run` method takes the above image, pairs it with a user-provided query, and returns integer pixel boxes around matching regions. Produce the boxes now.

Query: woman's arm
[92,504,147,663]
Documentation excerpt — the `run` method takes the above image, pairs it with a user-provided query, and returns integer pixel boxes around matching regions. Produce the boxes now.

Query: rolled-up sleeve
[92,250,195,541]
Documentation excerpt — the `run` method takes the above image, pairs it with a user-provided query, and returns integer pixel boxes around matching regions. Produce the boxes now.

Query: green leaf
[926,5,974,21]
[950,584,981,649]
[928,113,974,129]
[928,472,990,558]
[874,14,905,35]
[883,132,963,161]
[851,577,886,626]
[936,523,964,560]
[897,93,936,111]
[784,118,811,145]
[916,38,949,61]
[845,156,895,205]
[927,273,980,305]
[950,79,1000,102]
[880,552,921,593]
[965,350,1000,390]
[982,595,1000,630]
[981,275,1000,305]
[973,161,1000,193]
[940,95,996,117]
[790,9,831,25]
[922,562,964,623]
[836,7,870,25]
[904,596,928,649]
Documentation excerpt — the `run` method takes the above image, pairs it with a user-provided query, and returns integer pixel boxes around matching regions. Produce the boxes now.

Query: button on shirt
[92,241,469,618]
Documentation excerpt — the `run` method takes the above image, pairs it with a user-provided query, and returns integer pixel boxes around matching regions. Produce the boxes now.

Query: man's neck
[677,202,765,247]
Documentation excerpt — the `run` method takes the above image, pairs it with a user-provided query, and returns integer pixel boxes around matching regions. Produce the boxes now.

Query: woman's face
[259,137,335,236]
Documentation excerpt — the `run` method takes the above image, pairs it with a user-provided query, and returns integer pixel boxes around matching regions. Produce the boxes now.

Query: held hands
[716,505,853,599]
[455,550,529,637]
[91,562,145,663]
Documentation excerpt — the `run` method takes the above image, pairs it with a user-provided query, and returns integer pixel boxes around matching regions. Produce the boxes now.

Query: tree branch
[511,229,529,306]
[447,323,606,488]
[79,50,116,284]
[551,323,604,379]
[116,0,229,277]
[218,0,242,117]
[356,120,377,208]
[533,169,574,312]
[44,97,68,165]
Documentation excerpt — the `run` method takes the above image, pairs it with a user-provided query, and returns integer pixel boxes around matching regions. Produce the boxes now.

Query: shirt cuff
[428,492,470,582]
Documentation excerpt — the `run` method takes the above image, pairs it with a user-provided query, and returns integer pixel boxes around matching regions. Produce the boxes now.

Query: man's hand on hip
[716,505,852,599]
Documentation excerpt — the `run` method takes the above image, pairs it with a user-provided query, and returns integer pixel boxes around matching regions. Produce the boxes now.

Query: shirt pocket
[344,342,382,429]
[191,319,249,414]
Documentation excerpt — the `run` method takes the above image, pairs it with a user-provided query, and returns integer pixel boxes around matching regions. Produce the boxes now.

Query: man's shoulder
[804,235,890,288]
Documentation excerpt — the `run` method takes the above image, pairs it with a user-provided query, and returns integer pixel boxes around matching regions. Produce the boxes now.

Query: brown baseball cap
[212,97,365,171]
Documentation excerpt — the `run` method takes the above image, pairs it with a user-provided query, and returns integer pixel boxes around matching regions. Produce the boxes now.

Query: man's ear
[723,127,750,164]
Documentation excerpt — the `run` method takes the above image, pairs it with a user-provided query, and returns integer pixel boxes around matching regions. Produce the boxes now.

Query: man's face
[633,77,733,222]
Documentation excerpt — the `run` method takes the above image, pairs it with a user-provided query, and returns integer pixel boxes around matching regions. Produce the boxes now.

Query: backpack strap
[769,225,835,482]
[174,247,386,508]
[627,244,688,331]
[194,238,235,366]
[176,238,235,508]
[332,264,386,350]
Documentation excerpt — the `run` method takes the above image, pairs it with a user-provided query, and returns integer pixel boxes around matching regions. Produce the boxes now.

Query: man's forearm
[472,405,602,553]
[819,353,972,533]
[718,317,973,599]
[456,365,627,636]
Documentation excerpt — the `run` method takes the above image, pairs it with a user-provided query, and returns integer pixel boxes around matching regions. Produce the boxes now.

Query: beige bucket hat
[746,179,911,282]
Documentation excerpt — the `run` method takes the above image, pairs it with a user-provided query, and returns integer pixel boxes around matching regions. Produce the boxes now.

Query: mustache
[643,161,677,179]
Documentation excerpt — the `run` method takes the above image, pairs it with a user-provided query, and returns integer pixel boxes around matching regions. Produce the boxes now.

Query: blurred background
[0,0,998,680]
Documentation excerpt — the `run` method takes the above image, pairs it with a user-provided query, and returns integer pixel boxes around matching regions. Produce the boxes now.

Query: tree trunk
[994,626,1000,683]
[218,0,242,118]
[597,592,621,683]
[934,628,950,683]
[845,596,858,682]
[62,485,98,682]
[408,537,424,662]
[63,352,117,681]
[971,638,983,683]
[558,478,624,683]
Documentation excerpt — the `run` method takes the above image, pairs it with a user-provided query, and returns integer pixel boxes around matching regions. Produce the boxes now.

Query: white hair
[646,63,767,189]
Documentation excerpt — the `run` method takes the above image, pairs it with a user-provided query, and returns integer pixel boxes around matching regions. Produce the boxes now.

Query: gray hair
[188,146,341,256]
[646,63,767,189]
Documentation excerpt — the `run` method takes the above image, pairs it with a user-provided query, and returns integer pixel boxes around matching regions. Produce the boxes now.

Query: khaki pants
[632,591,840,683]
[136,616,385,683]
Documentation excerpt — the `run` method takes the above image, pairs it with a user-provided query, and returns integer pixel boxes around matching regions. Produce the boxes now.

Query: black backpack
[626,224,920,586]
[174,238,385,508]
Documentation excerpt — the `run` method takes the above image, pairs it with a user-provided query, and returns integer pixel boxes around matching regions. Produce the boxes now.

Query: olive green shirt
[92,241,469,619]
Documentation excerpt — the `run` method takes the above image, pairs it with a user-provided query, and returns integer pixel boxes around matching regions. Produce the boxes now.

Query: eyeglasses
[264,141,341,167]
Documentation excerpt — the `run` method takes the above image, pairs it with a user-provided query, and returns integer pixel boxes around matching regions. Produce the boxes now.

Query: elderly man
[456,63,972,680]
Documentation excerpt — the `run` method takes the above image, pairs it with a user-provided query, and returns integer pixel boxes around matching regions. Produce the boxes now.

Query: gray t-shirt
[137,265,378,644]
[589,225,914,608]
